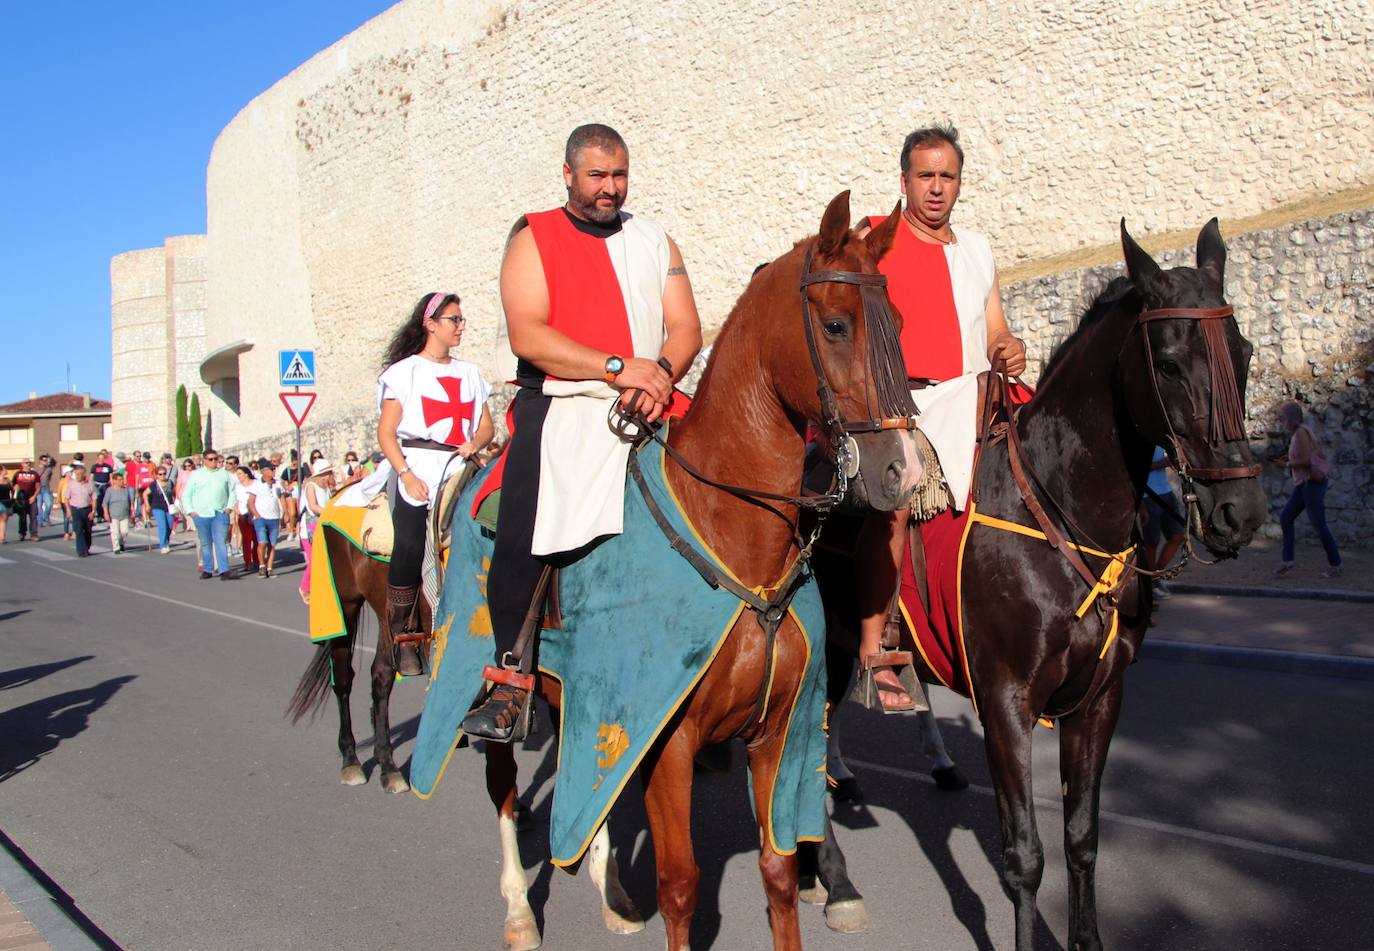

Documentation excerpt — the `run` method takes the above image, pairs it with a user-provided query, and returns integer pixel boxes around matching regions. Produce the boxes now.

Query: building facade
[0,393,113,467]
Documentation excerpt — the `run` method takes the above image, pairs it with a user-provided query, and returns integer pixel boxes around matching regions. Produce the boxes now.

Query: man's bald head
[565,123,628,169]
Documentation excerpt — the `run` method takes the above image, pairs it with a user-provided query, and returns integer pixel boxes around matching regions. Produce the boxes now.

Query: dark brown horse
[814,219,1268,950]
[286,526,429,794]
[475,191,922,951]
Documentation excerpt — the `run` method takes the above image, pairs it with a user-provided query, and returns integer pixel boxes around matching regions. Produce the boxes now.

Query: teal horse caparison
[408,432,830,867]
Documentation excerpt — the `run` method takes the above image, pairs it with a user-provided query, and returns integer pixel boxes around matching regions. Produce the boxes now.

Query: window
[0,426,30,445]
[103,422,112,441]
[60,424,79,441]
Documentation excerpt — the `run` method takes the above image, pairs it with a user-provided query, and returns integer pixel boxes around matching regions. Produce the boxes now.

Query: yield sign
[279,391,317,428]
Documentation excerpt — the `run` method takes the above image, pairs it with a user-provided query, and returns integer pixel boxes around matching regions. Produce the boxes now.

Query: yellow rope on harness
[966,509,1134,660]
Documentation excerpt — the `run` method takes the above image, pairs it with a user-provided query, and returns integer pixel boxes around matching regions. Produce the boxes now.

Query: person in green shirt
[183,452,237,579]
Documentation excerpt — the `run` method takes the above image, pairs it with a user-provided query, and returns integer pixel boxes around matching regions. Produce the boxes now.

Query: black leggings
[387,491,429,588]
[487,388,553,659]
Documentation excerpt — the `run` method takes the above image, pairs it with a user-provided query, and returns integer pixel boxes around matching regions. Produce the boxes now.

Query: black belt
[908,377,943,390]
[401,438,459,452]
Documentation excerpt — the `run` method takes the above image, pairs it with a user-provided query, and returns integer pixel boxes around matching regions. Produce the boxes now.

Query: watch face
[607,356,625,375]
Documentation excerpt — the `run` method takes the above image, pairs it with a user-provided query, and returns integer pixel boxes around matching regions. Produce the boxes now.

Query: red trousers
[238,513,259,568]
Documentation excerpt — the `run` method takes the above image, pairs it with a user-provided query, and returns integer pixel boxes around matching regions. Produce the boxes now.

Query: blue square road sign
[279,350,316,386]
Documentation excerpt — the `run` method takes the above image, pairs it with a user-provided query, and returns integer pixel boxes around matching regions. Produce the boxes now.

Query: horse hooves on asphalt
[798,880,827,905]
[824,898,869,933]
[602,905,645,935]
[830,775,864,802]
[381,770,410,794]
[503,913,541,951]
[340,764,366,786]
[931,765,969,791]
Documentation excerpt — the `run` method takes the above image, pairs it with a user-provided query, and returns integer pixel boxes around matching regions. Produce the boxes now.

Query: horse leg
[370,617,408,794]
[586,822,644,934]
[812,812,868,933]
[642,729,699,951]
[332,620,365,786]
[918,704,969,790]
[1058,679,1124,951]
[485,741,541,951]
[745,736,803,951]
[983,699,1044,951]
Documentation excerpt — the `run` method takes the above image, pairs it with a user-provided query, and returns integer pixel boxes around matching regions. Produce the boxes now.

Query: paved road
[2,527,1372,950]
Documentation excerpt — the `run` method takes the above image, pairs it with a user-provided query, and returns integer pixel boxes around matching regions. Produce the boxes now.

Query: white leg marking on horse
[588,823,644,933]
[917,708,956,770]
[499,813,540,950]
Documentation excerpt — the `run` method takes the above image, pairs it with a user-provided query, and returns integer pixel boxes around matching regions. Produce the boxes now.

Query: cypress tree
[175,385,191,457]
[188,392,204,455]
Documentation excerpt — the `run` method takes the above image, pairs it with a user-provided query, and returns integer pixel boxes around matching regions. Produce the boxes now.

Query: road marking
[19,546,76,561]
[0,555,12,564]
[22,560,375,655]
[847,757,1374,877]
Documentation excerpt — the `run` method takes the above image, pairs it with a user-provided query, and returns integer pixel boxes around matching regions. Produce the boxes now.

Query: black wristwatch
[604,355,625,383]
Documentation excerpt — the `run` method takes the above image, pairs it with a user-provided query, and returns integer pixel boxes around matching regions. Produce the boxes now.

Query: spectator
[134,458,156,527]
[297,460,337,604]
[1140,446,1187,599]
[55,465,74,540]
[224,455,242,554]
[90,452,114,521]
[248,465,284,578]
[102,471,136,553]
[144,462,176,553]
[36,454,55,527]
[1274,400,1342,579]
[11,459,39,541]
[0,465,12,543]
[65,464,96,556]
[174,458,196,533]
[340,451,361,480]
[233,466,260,573]
[183,451,236,580]
[281,449,304,542]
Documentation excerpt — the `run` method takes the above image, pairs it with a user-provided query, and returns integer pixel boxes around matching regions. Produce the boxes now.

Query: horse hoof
[798,880,827,905]
[340,765,366,786]
[602,903,645,934]
[381,771,410,794]
[931,765,969,791]
[503,914,541,950]
[831,776,864,802]
[825,899,869,934]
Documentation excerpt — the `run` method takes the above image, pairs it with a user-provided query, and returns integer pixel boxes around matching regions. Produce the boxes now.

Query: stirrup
[391,631,429,677]
[460,666,536,743]
[854,651,928,715]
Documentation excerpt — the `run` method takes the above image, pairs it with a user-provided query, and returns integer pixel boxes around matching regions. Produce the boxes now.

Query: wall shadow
[0,675,135,783]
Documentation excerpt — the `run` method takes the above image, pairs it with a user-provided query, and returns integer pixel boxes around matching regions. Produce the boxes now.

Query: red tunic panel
[869,215,963,382]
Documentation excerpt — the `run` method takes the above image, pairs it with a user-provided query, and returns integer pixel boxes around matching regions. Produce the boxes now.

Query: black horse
[810,219,1268,950]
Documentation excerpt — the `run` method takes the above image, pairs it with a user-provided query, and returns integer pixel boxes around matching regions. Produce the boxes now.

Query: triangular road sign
[279,391,317,428]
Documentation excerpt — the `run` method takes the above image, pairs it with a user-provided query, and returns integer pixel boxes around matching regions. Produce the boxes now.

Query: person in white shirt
[232,467,260,575]
[376,291,494,674]
[248,465,285,577]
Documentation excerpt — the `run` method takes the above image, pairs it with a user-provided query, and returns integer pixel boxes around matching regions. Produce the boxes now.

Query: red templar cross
[421,377,475,443]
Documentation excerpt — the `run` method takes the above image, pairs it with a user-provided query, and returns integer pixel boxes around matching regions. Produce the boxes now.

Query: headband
[422,292,452,322]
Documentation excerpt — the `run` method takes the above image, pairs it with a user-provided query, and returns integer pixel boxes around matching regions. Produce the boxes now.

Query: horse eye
[1157,359,1183,379]
[822,317,850,338]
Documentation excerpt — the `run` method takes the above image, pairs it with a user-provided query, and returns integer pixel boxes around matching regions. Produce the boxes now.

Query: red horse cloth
[899,506,974,694]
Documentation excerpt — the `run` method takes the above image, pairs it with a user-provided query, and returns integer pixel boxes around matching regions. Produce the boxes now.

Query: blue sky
[0,1,395,405]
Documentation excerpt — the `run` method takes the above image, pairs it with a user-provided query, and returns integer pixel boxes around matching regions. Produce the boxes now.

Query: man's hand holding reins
[613,357,672,422]
[989,333,1027,377]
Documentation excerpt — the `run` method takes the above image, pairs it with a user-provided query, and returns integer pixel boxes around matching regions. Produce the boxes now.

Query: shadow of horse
[0,655,92,691]
[0,675,135,783]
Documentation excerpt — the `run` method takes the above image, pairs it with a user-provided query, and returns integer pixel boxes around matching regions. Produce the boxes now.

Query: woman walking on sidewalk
[145,463,176,553]
[1274,400,1342,579]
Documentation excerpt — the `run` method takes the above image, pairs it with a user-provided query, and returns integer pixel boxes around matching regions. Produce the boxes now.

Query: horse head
[774,191,920,511]
[1118,219,1267,555]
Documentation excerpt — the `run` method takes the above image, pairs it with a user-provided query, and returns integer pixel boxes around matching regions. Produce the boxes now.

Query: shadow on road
[0,655,93,691]
[0,675,136,783]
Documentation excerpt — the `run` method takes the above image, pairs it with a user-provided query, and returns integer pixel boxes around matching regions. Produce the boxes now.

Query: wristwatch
[604,355,625,384]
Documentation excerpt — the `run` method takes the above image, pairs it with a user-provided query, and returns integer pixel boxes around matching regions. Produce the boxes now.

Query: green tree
[188,392,204,455]
[175,385,191,457]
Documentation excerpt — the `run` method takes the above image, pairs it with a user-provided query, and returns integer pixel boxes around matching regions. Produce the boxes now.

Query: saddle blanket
[309,501,388,643]
[409,434,830,867]
[899,507,975,695]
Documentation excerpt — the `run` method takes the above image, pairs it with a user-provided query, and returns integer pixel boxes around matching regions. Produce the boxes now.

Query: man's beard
[567,188,623,224]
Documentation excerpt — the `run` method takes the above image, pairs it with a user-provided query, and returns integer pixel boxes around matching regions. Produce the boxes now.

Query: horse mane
[1037,275,1139,382]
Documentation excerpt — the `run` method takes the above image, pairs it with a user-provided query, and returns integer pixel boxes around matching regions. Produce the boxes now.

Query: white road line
[0,555,12,564]
[847,757,1374,877]
[19,546,76,561]
[22,560,375,656]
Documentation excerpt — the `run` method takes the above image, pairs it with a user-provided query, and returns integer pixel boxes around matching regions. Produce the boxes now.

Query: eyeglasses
[432,315,466,327]
[205,456,221,463]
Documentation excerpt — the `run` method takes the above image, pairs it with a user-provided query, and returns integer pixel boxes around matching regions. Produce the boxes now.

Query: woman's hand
[457,441,477,459]
[402,470,430,502]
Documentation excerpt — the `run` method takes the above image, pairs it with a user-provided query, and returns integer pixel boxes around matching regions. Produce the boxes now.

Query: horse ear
[863,200,902,260]
[1120,218,1161,291]
[817,190,852,258]
[1196,217,1226,289]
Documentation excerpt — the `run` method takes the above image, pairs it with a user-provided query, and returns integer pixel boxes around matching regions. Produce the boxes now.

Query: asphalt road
[2,525,1372,950]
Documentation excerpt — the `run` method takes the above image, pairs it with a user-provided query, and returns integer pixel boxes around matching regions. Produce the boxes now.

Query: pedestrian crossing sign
[279,349,316,386]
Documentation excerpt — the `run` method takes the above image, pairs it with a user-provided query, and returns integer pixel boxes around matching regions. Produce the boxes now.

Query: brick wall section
[223,208,1372,545]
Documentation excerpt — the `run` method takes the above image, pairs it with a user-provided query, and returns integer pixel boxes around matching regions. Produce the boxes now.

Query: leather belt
[908,377,942,390]
[401,438,459,452]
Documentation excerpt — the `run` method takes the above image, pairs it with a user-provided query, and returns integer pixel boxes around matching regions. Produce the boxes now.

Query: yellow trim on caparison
[954,501,981,716]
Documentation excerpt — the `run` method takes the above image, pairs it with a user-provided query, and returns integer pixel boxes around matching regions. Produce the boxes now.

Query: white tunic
[911,225,998,510]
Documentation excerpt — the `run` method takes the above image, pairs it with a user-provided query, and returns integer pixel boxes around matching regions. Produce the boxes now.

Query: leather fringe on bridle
[860,283,919,423]
[1201,318,1246,444]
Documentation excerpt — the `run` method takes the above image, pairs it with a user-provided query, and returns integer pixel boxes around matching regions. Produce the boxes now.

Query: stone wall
[201,0,1374,450]
[1001,208,1374,545]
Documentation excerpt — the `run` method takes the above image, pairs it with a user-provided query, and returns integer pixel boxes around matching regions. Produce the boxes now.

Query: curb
[1167,582,1374,604]
[0,829,120,950]
[1141,640,1374,681]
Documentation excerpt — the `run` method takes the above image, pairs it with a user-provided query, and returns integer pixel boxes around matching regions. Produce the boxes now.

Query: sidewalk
[1166,537,1369,599]
[0,890,53,951]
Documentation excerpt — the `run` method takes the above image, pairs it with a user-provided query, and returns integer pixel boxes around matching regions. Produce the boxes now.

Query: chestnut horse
[477,191,921,951]
[814,220,1268,950]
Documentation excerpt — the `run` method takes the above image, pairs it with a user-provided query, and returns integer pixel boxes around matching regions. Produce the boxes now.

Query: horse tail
[286,641,335,724]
